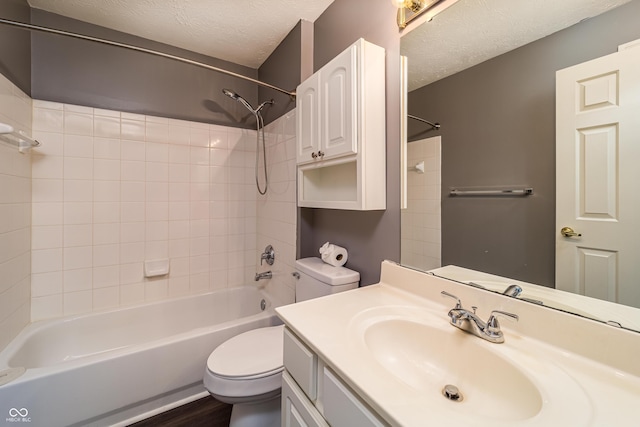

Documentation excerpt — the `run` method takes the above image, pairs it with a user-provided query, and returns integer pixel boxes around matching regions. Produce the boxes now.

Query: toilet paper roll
[319,242,348,267]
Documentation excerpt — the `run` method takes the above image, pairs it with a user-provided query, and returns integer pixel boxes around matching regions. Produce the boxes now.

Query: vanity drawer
[284,327,318,400]
[282,371,329,427]
[322,367,386,427]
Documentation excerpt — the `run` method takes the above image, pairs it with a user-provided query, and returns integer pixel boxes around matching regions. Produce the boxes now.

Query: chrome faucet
[254,271,272,281]
[501,284,543,305]
[502,284,522,297]
[441,291,518,343]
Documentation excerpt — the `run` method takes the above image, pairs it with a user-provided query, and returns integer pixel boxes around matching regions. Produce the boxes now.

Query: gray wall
[0,5,305,128]
[408,0,640,287]
[299,0,402,286]
[30,9,261,128]
[258,21,305,125]
[2,5,305,128]
[0,0,31,95]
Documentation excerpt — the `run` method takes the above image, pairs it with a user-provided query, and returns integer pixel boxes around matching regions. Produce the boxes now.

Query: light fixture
[392,0,456,29]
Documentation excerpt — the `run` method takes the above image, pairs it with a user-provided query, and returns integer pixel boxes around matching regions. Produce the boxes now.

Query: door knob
[561,226,582,237]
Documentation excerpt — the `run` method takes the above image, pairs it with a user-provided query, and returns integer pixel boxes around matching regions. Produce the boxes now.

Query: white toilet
[203,257,360,427]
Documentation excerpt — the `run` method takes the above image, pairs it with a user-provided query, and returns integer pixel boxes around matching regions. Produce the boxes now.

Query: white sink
[347,305,593,425]
[364,318,542,421]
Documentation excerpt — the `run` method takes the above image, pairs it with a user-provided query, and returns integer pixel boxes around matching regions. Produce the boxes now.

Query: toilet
[203,257,360,427]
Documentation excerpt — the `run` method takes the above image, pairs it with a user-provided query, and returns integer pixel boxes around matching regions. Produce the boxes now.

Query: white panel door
[297,72,320,164]
[320,44,357,160]
[556,46,640,308]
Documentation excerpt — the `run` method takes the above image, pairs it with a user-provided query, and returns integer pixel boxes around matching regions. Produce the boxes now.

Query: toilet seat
[204,325,285,401]
[207,324,284,378]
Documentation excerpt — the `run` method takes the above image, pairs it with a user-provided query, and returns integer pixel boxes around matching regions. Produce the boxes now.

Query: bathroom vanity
[276,261,640,426]
[280,327,385,427]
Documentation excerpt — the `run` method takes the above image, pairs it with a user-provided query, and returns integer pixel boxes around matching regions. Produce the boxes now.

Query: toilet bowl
[204,325,284,427]
[203,257,359,427]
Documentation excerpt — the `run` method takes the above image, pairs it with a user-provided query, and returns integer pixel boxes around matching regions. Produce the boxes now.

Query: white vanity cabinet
[296,38,386,211]
[282,327,387,427]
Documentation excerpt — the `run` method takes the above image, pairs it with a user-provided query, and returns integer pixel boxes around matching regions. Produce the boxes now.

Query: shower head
[222,88,274,116]
[222,89,274,195]
[222,88,239,100]
[222,88,255,114]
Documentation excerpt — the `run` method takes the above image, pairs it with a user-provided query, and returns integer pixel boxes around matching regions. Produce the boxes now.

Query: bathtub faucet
[255,271,272,281]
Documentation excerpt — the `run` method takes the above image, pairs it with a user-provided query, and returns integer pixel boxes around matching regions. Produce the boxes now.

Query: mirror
[399,0,640,331]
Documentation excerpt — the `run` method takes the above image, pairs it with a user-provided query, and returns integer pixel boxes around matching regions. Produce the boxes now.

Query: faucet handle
[486,310,519,336]
[260,245,275,266]
[441,291,462,309]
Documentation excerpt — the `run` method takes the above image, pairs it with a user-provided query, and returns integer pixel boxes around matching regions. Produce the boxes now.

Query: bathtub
[0,287,281,427]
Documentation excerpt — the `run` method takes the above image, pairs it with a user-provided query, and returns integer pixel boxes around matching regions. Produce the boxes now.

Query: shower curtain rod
[0,17,297,98]
[408,114,440,130]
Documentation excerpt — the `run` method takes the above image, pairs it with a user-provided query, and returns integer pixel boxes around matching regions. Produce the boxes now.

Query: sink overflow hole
[442,384,463,402]
[260,299,266,311]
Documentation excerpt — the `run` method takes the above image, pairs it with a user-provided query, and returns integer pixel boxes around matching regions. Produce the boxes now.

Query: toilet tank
[294,257,360,302]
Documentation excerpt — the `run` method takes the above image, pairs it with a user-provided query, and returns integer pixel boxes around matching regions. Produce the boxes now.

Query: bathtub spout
[255,271,272,281]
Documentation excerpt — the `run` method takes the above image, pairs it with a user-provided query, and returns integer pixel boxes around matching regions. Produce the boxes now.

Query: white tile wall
[256,110,298,305]
[0,74,32,350]
[30,101,298,321]
[401,136,442,271]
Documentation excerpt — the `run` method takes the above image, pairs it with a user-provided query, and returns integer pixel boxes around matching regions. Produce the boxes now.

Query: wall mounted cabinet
[296,38,386,210]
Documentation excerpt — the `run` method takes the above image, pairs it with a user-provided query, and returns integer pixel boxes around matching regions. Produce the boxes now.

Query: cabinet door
[320,44,358,160]
[283,327,318,400]
[322,367,386,427]
[297,73,321,164]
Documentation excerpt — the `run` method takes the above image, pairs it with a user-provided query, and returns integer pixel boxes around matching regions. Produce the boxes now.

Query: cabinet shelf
[299,161,358,208]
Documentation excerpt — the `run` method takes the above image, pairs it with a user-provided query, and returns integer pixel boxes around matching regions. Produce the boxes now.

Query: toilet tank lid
[295,257,360,286]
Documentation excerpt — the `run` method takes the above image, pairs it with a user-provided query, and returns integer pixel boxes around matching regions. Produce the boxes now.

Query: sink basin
[347,306,594,425]
[364,318,543,421]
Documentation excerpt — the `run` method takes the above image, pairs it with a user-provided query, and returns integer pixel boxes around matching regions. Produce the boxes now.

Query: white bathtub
[0,287,281,427]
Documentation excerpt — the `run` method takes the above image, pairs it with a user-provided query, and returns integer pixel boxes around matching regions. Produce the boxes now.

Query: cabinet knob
[318,151,324,158]
[311,152,318,159]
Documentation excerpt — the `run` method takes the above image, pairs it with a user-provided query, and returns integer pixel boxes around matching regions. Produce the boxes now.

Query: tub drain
[442,384,463,402]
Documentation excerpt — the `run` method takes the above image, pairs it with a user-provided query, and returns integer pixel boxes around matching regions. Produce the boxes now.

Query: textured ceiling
[27,0,335,69]
[25,0,633,84]
[402,0,633,91]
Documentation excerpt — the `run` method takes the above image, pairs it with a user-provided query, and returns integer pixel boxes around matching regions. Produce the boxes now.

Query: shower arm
[0,17,297,99]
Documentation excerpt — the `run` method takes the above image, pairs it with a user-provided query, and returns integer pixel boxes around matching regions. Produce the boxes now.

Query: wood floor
[129,396,232,427]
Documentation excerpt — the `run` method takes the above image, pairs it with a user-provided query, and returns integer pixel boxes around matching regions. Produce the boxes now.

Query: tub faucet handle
[260,245,275,266]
